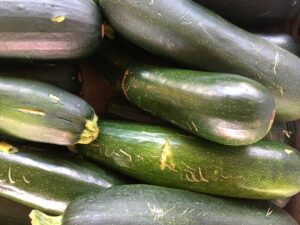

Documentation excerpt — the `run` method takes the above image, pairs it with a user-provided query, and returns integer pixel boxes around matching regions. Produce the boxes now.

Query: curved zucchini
[0,62,82,94]
[101,47,275,146]
[99,0,300,121]
[0,76,98,145]
[76,121,300,200]
[30,185,297,225]
[0,140,128,214]
[0,0,102,59]
[193,0,300,27]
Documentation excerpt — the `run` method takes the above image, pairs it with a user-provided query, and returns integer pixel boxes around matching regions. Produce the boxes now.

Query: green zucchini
[0,0,101,59]
[30,184,297,225]
[0,62,82,94]
[101,47,275,146]
[0,76,98,145]
[99,0,300,121]
[76,121,300,200]
[193,0,300,27]
[0,140,128,214]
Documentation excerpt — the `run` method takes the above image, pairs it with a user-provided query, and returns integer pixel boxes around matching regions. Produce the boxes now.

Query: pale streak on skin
[8,167,15,184]
[273,52,279,75]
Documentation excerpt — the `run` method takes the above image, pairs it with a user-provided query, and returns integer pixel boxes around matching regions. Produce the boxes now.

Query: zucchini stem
[78,114,99,144]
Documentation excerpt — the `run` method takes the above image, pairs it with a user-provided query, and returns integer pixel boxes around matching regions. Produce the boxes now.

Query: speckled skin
[0,0,101,59]
[0,143,127,215]
[62,185,298,225]
[77,121,300,200]
[99,0,300,121]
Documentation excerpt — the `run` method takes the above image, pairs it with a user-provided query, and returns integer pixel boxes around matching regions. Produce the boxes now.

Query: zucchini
[0,0,102,59]
[0,62,82,94]
[0,76,98,145]
[99,0,300,121]
[101,47,275,146]
[30,184,297,225]
[76,121,300,200]
[0,140,128,214]
[193,0,300,27]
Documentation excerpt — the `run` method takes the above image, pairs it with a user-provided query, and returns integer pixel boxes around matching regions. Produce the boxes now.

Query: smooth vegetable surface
[0,140,128,214]
[30,184,297,225]
[99,0,300,121]
[0,76,98,145]
[76,121,300,200]
[0,0,102,59]
[194,0,300,27]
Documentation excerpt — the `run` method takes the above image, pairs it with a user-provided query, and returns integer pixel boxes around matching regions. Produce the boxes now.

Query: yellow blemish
[48,94,60,102]
[160,141,175,171]
[0,141,18,154]
[51,16,65,23]
[266,205,273,216]
[285,149,293,155]
[8,167,15,184]
[18,108,46,116]
[119,149,132,162]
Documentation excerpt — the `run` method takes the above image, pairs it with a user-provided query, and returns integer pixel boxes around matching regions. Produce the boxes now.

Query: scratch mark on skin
[147,203,168,220]
[179,209,188,215]
[49,94,60,102]
[203,212,209,217]
[282,130,291,138]
[18,108,46,116]
[184,167,209,183]
[122,70,130,99]
[8,167,15,184]
[188,209,195,214]
[119,149,132,162]
[273,52,279,75]
[136,155,144,161]
[104,148,115,158]
[149,0,154,5]
[113,152,120,157]
[191,121,199,132]
[23,175,30,184]
[266,205,273,216]
[186,121,193,131]
[279,87,284,96]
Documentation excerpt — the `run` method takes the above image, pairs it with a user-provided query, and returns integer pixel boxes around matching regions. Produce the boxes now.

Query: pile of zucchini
[0,0,299,224]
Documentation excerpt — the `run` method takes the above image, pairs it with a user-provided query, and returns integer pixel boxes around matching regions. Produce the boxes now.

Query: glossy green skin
[194,0,300,27]
[0,142,127,214]
[77,121,300,200]
[62,185,297,225]
[0,62,82,94]
[122,66,275,146]
[99,0,300,121]
[0,76,95,145]
[0,0,101,59]
[258,33,300,58]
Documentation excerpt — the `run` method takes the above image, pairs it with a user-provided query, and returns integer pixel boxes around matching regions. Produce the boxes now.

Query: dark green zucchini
[30,184,297,225]
[0,76,98,145]
[0,140,128,214]
[101,47,275,146]
[0,62,82,94]
[0,0,102,59]
[76,121,300,200]
[193,0,300,27]
[99,0,300,121]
